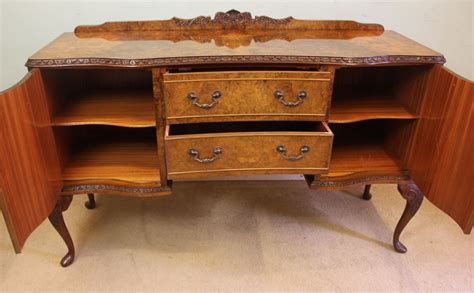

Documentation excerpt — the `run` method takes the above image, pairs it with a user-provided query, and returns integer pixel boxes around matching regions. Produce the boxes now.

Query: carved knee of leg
[393,183,423,253]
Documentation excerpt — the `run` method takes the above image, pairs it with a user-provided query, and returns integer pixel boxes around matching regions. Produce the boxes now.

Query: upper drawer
[163,71,333,123]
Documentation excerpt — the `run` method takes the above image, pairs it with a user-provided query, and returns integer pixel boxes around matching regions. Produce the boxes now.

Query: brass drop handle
[187,91,222,109]
[276,145,310,161]
[274,90,307,107]
[188,147,223,163]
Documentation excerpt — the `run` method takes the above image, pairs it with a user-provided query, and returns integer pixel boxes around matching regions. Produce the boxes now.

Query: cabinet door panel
[0,69,62,252]
[408,65,473,233]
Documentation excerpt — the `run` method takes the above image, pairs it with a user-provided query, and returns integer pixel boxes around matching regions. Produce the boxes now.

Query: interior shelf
[330,65,430,124]
[62,140,161,184]
[327,142,403,176]
[325,121,406,176]
[329,97,418,123]
[53,89,156,128]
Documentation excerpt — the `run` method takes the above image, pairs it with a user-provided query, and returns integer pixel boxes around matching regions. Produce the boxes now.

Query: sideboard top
[26,10,445,68]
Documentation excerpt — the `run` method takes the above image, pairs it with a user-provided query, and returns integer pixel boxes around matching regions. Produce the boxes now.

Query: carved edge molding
[26,55,446,68]
[62,184,170,194]
[309,174,411,188]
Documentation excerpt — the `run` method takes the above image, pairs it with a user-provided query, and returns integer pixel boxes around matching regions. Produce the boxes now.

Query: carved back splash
[75,9,384,32]
[74,9,385,45]
[174,9,294,27]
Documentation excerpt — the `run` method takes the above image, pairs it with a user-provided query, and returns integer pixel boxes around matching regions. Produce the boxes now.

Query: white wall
[1,0,473,90]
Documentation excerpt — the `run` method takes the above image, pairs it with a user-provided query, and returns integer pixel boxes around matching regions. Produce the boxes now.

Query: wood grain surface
[62,141,161,184]
[27,12,444,68]
[164,71,333,123]
[406,65,473,233]
[0,70,62,252]
[75,10,384,37]
[308,119,409,189]
[152,68,171,187]
[327,142,403,176]
[53,89,155,127]
[329,98,417,123]
[165,122,333,179]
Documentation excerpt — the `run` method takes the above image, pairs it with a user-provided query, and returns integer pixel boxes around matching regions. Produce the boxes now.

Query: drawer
[163,71,333,123]
[165,121,333,179]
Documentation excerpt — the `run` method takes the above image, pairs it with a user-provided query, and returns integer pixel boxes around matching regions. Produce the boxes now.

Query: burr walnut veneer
[1,10,472,267]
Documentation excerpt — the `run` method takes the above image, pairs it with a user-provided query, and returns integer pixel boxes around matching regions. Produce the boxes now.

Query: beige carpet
[1,181,472,292]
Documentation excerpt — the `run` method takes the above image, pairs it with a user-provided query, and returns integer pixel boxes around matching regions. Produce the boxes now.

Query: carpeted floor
[0,181,472,292]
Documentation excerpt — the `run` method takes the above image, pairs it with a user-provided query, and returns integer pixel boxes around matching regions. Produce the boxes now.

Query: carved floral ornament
[172,9,293,27]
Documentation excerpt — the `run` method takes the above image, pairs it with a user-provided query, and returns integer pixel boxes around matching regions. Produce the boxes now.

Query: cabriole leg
[393,183,423,253]
[48,195,75,267]
[362,184,372,200]
[85,193,96,209]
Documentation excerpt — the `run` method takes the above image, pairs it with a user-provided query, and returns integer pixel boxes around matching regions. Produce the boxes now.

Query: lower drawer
[165,121,333,179]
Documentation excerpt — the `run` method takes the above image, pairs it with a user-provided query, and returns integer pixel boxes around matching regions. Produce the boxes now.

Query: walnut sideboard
[1,10,472,267]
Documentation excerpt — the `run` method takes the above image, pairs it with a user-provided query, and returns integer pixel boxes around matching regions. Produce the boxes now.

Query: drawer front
[165,126,333,179]
[163,71,333,123]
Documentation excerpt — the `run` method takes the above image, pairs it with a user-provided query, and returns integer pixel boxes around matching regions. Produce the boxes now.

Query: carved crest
[173,9,293,27]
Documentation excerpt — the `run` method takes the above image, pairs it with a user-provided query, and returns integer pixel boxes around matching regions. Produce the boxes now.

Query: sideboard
[1,10,472,267]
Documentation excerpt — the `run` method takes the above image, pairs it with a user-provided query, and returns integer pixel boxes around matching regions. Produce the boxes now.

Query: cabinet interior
[42,65,431,183]
[328,121,413,175]
[53,126,161,184]
[41,68,161,185]
[326,65,432,176]
[42,69,156,128]
[329,65,431,123]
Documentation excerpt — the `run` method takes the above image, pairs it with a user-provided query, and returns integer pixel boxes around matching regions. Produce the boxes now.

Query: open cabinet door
[407,65,473,233]
[0,69,62,252]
